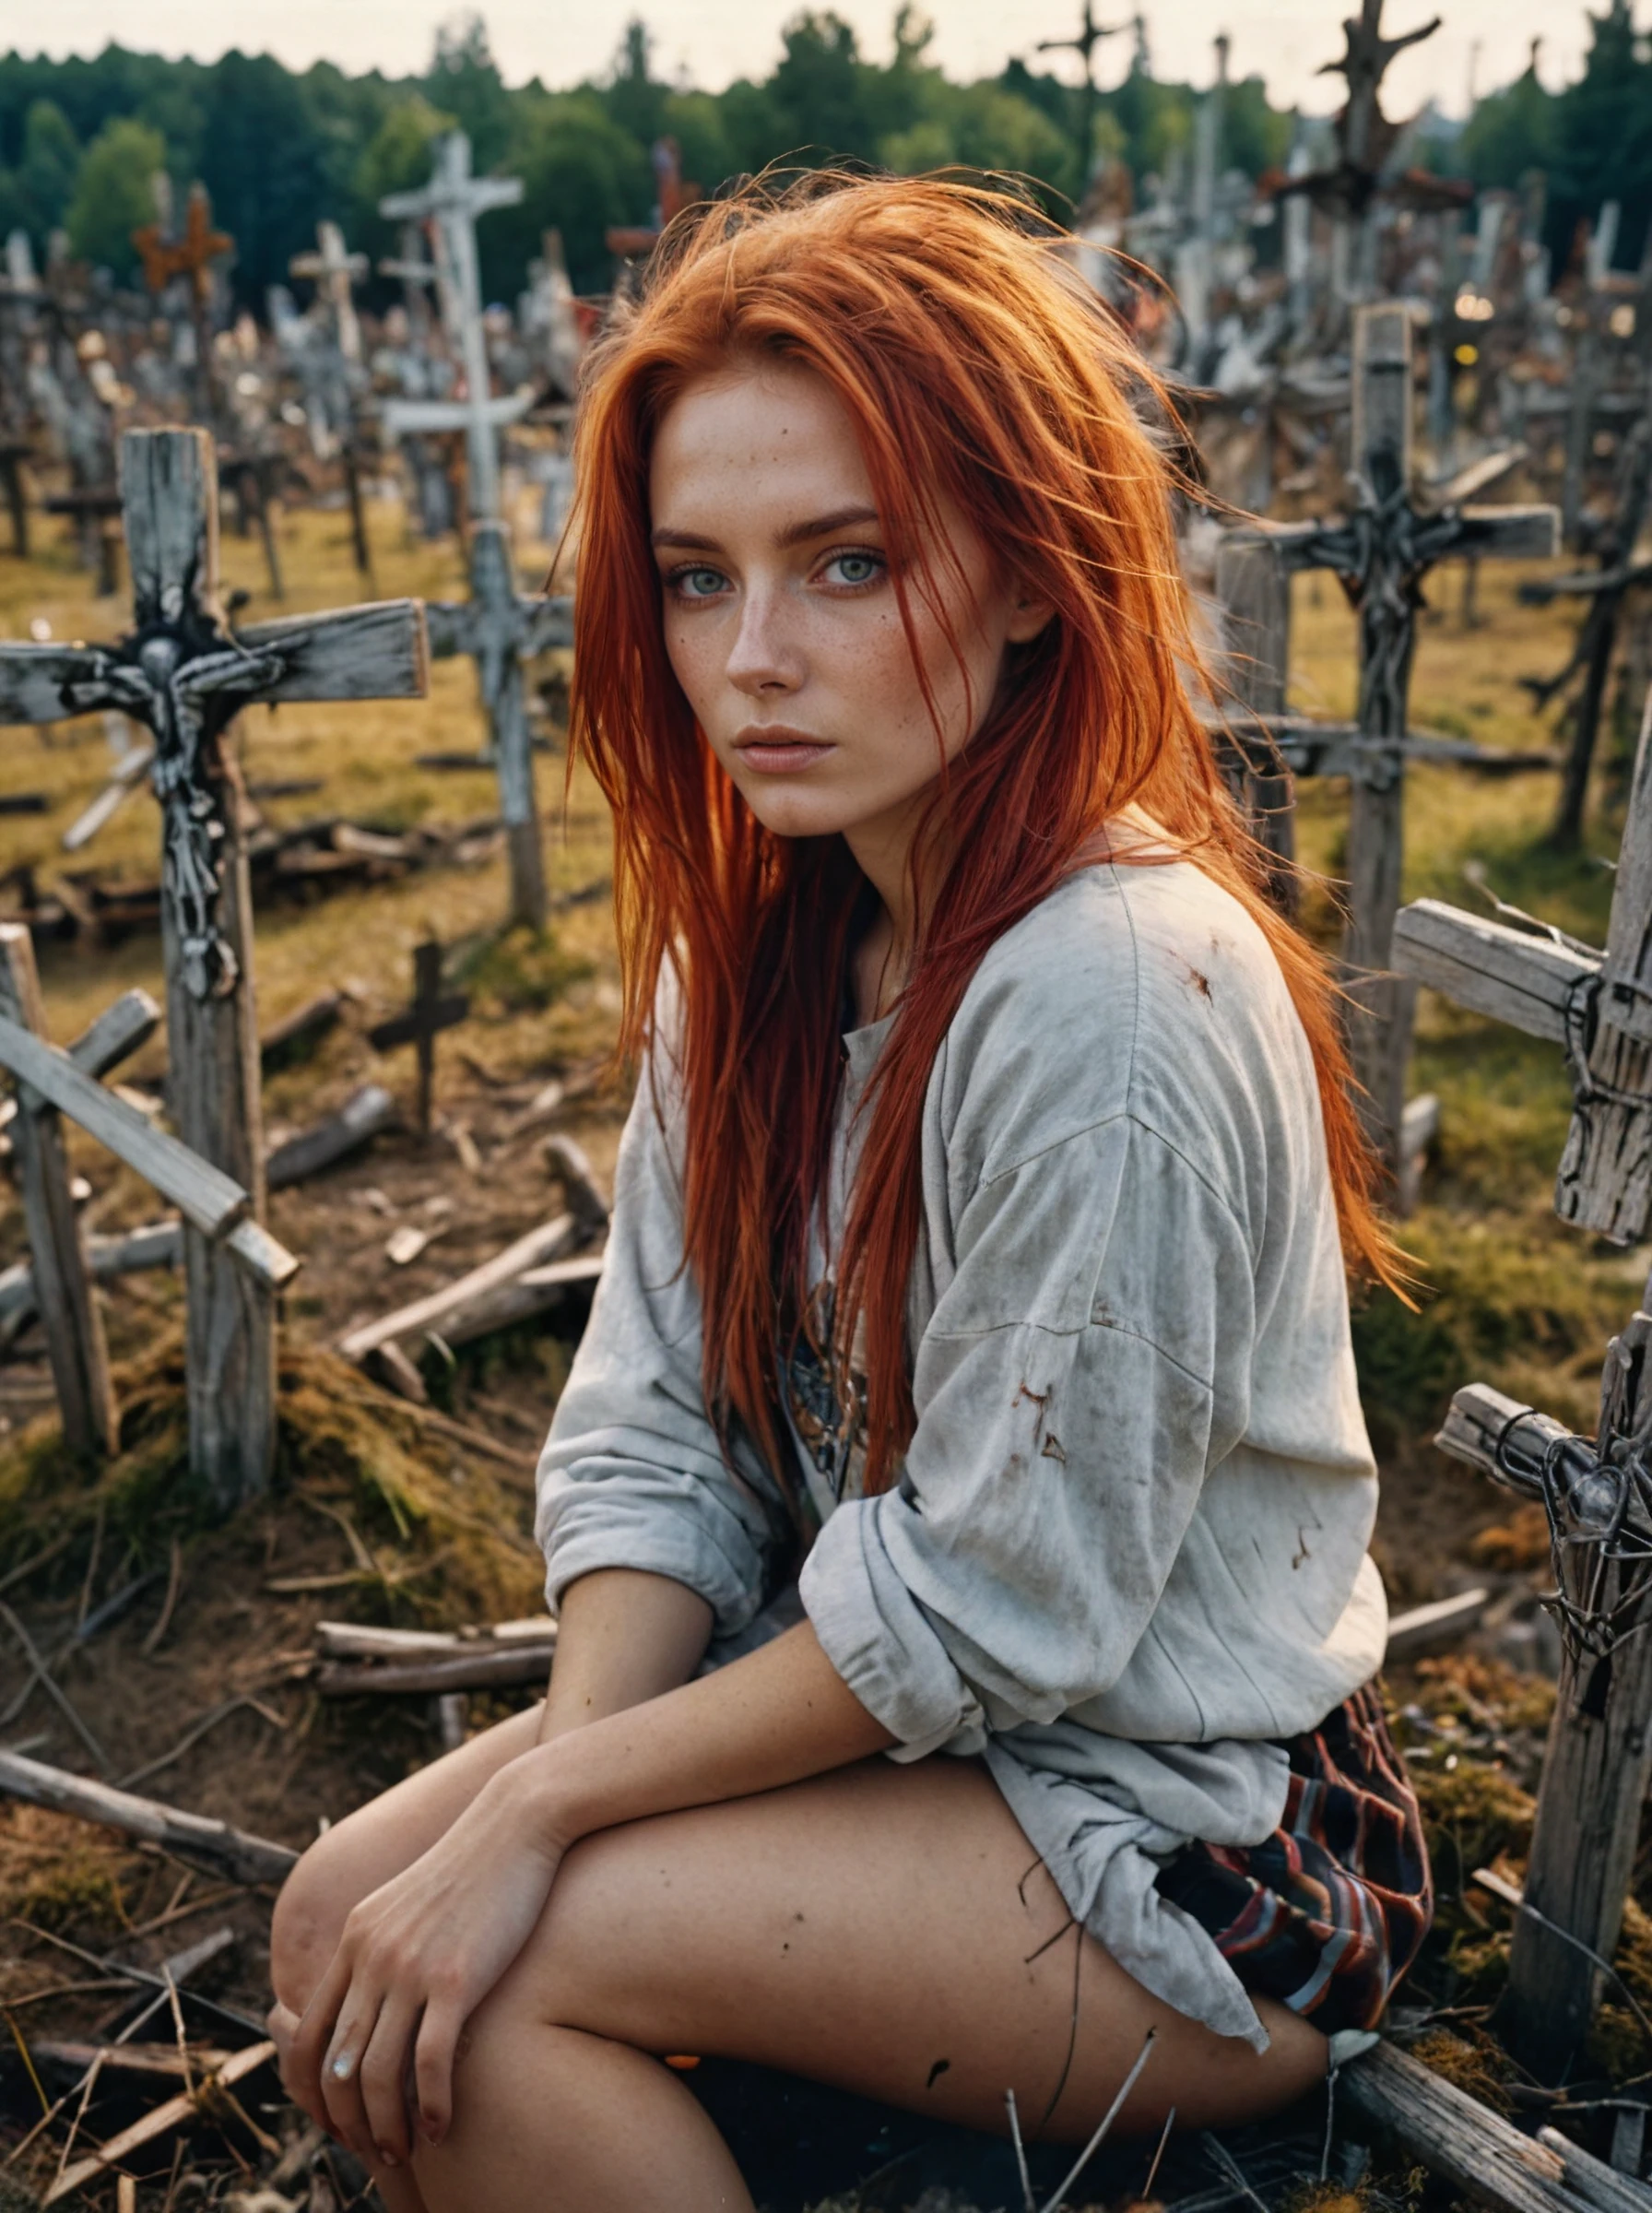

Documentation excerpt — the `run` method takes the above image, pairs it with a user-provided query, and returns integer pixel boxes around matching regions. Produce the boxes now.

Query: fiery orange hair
[568,172,1390,1502]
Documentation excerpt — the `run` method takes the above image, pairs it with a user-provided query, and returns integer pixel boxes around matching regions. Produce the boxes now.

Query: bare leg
[272,1733,1325,2213]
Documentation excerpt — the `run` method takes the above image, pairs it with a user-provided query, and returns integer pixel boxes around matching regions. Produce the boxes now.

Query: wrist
[487,1735,602,1857]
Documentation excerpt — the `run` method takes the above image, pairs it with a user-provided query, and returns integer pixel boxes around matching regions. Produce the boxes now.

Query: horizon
[5,0,1602,124]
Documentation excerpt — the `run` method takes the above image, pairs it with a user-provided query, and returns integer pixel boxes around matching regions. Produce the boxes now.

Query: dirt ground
[0,472,1650,2208]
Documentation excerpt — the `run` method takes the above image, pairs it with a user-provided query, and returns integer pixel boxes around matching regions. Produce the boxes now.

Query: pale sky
[5,0,1599,119]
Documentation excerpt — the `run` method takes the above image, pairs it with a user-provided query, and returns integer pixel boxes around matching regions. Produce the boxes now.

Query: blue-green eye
[823,551,883,587]
[673,566,727,599]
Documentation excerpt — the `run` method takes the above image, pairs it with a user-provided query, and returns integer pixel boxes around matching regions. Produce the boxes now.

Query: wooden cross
[132,183,232,307]
[0,427,430,1509]
[426,520,572,929]
[367,938,469,1137]
[1391,692,1652,2077]
[289,221,367,368]
[0,923,299,1470]
[1034,0,1132,181]
[1238,303,1557,1171]
[380,134,530,523]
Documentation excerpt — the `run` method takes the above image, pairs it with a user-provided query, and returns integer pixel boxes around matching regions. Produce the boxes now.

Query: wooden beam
[338,1213,579,1364]
[0,927,114,1458]
[0,1746,297,1886]
[1435,1381,1574,1482]
[236,598,430,703]
[1393,901,1597,1047]
[1339,2041,1585,2213]
[65,988,161,1082]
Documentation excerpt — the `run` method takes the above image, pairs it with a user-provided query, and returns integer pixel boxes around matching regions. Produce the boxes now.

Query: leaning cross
[0,427,430,1510]
[368,937,470,1139]
[0,923,298,1467]
[380,133,530,523]
[426,520,572,929]
[1391,692,1652,2077]
[1242,302,1558,1170]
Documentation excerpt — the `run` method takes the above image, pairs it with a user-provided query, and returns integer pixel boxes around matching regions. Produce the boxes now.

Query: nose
[724,585,804,698]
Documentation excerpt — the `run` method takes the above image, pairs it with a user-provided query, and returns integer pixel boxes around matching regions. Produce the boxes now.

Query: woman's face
[649,358,1048,862]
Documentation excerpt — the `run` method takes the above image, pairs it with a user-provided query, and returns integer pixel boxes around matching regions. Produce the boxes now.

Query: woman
[270,174,1431,2212]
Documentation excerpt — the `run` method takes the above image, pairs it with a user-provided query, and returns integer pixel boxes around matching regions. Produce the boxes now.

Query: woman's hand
[281,1761,568,2167]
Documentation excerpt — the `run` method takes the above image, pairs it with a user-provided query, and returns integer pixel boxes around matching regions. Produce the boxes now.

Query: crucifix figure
[0,427,429,1509]
[1392,692,1652,2078]
[368,938,470,1138]
[427,519,572,929]
[381,134,531,523]
[1242,303,1557,1172]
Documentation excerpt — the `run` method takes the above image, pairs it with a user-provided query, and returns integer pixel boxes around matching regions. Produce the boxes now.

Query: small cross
[132,181,232,306]
[426,519,572,929]
[1391,691,1652,2076]
[380,134,530,522]
[368,938,470,1138]
[0,426,429,1509]
[289,220,369,367]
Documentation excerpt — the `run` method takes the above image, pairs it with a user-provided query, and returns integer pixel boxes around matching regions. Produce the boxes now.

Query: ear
[1005,589,1056,645]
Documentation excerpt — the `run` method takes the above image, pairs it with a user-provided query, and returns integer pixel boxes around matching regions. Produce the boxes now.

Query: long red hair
[569,172,1391,1502]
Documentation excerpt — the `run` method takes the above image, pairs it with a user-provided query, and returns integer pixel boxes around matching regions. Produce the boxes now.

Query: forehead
[649,359,874,515]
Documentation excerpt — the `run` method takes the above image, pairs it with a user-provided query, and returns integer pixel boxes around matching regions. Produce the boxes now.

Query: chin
[737,786,867,842]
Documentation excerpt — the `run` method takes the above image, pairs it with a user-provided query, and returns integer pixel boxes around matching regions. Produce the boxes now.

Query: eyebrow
[650,504,882,554]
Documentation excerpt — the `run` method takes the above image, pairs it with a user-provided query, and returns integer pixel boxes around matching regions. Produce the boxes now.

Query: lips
[733,730,835,774]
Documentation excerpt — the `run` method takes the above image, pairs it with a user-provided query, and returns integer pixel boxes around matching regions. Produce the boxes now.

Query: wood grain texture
[266,1083,395,1191]
[1215,532,1296,908]
[1460,504,1564,561]
[0,1746,296,1887]
[0,1009,245,1235]
[65,988,162,1082]
[1393,901,1596,1045]
[1352,302,1413,484]
[236,598,431,703]
[0,644,102,727]
[317,1643,556,1696]
[338,1212,579,1362]
[121,427,215,625]
[1339,2041,1582,2213]
[0,927,115,1458]
[1555,694,1652,1241]
[1435,1381,1574,1482]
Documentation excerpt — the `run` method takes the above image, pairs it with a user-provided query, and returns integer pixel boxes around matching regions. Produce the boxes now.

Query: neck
[844,791,931,1011]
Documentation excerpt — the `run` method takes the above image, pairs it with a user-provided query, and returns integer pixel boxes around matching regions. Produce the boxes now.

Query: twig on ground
[1005,2087,1036,2213]
[1201,2132,1271,2213]
[0,1528,76,1599]
[1144,2106,1176,2200]
[76,1498,105,1630]
[51,2050,104,2193]
[1038,2027,1156,2213]
[0,1600,109,1774]
[118,1695,281,1792]
[142,1536,184,1656]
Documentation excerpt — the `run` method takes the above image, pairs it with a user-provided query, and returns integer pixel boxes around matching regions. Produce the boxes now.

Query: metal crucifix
[0,427,430,1509]
[1239,303,1557,1172]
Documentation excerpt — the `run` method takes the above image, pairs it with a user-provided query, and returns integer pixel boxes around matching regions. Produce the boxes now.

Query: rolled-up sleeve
[535,1059,783,1635]
[799,1114,1256,1756]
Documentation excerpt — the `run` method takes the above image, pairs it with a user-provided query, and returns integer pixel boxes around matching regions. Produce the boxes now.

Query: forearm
[536,1568,714,1746]
[516,1619,893,1846]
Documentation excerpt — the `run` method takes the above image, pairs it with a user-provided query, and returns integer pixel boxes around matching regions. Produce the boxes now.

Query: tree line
[0,6,1288,307]
[1,1,1647,314]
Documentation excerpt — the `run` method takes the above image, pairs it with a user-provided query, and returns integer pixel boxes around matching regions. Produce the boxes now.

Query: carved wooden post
[1215,532,1296,914]
[0,425,429,1512]
[1394,690,1652,2075]
[0,925,114,1460]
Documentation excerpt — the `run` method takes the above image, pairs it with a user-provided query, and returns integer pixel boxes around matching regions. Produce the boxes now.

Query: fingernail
[378,2147,400,2169]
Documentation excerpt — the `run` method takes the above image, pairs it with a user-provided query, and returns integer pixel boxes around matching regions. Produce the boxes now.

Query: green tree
[353,93,454,259]
[768,13,876,164]
[497,91,652,295]
[18,100,81,237]
[1550,1,1652,268]
[65,114,165,279]
[426,11,512,172]
[198,53,330,305]
[1461,65,1554,192]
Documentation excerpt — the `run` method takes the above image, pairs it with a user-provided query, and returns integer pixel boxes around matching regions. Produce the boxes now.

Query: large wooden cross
[0,923,297,1467]
[426,520,572,929]
[380,134,530,523]
[1235,303,1557,1170]
[1391,694,1652,2077]
[0,427,429,1510]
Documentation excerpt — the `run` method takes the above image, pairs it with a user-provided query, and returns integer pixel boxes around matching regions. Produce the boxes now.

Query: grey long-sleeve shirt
[536,857,1386,2045]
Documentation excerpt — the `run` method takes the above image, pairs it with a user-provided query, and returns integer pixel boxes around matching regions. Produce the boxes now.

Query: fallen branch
[266,1083,395,1190]
[337,1212,581,1365]
[1340,2041,1587,2213]
[0,1747,297,1887]
[42,2039,277,2205]
[316,1640,555,1697]
[1384,1588,1492,1663]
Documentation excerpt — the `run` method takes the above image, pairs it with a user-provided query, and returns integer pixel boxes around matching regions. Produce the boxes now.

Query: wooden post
[0,925,114,1459]
[1392,692,1652,2075]
[1215,532,1296,914]
[426,519,571,930]
[0,424,430,1512]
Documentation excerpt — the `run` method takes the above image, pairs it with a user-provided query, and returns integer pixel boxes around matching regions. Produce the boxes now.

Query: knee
[269,1828,371,2014]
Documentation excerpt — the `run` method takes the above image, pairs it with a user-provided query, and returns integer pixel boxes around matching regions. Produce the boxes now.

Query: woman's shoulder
[939,857,1316,1190]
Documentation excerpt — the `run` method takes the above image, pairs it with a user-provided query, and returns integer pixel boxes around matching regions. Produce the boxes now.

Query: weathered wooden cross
[0,427,430,1510]
[368,938,469,1139]
[1392,693,1652,2078]
[1229,302,1557,1171]
[0,921,297,1466]
[290,221,367,371]
[426,519,572,929]
[132,182,233,416]
[380,134,530,524]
